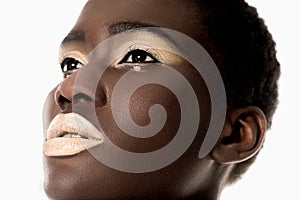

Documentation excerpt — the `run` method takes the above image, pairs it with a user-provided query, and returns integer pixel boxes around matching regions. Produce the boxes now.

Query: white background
[0,1,298,199]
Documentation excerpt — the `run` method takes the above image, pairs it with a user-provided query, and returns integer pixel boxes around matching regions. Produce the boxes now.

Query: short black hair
[190,0,280,184]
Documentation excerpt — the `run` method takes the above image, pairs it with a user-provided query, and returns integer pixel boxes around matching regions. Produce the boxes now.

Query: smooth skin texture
[43,0,266,199]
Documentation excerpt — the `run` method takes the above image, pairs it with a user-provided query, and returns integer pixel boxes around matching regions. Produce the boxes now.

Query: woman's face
[43,0,221,199]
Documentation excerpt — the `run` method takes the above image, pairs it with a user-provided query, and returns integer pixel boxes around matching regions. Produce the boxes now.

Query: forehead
[74,0,199,41]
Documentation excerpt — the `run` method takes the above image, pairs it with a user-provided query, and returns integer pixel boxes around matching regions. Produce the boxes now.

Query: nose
[55,70,107,111]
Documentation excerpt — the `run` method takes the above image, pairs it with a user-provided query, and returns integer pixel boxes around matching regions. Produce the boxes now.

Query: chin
[42,151,156,199]
[43,147,200,199]
[43,151,112,199]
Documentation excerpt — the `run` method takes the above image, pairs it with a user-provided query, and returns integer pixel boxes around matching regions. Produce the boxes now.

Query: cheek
[95,63,211,155]
[129,84,180,127]
[97,84,181,153]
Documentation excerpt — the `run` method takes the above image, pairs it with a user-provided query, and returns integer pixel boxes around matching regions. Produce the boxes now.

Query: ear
[211,106,267,164]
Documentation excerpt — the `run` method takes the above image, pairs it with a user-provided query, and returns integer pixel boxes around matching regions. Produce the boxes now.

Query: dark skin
[43,0,267,199]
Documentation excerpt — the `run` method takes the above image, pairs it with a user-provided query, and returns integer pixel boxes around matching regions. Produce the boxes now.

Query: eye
[119,49,158,64]
[60,57,84,73]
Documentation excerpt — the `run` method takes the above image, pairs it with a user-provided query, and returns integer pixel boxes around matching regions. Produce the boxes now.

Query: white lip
[43,113,104,157]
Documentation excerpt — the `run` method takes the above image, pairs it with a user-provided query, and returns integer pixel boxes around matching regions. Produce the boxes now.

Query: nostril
[95,86,107,107]
[73,93,93,103]
[58,95,71,110]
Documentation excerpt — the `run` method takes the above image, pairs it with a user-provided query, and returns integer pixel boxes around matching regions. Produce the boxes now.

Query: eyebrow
[108,22,156,35]
[62,30,85,44]
[61,22,156,45]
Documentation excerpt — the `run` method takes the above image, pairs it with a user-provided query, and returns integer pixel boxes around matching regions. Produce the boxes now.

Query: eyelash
[118,49,158,64]
[60,57,84,77]
[60,49,158,76]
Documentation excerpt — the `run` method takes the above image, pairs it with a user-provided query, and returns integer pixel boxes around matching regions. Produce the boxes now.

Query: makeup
[43,113,104,156]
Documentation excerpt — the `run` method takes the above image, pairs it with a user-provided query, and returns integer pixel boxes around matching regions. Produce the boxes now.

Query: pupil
[66,58,78,71]
[132,50,146,62]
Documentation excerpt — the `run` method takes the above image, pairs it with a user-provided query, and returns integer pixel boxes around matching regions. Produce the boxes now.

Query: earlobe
[211,106,267,164]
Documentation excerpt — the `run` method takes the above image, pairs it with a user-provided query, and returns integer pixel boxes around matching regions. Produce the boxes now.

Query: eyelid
[59,50,88,65]
[115,44,161,65]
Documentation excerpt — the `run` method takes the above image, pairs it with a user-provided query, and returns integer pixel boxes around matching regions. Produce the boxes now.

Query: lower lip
[43,138,103,157]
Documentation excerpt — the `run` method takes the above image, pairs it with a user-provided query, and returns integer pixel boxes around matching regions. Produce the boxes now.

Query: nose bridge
[55,72,76,104]
[72,66,99,97]
[55,67,107,110]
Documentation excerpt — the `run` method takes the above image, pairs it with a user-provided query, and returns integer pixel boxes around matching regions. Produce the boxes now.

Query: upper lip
[46,113,104,141]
